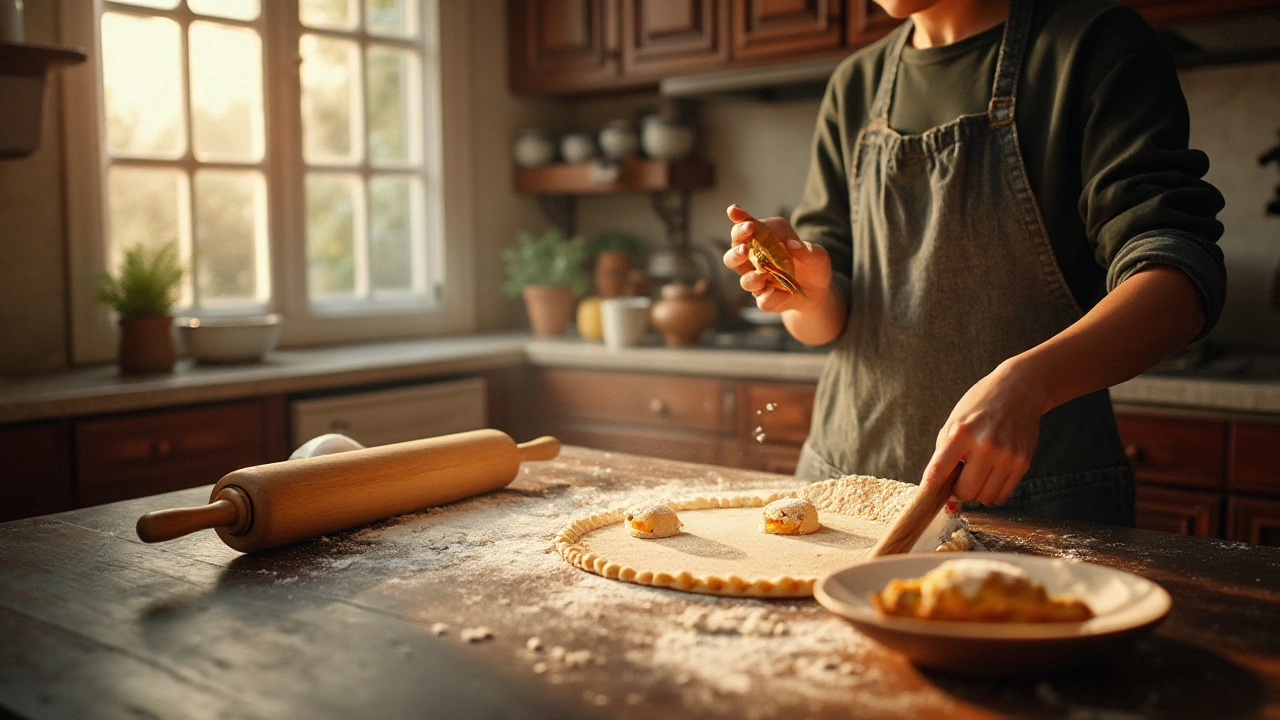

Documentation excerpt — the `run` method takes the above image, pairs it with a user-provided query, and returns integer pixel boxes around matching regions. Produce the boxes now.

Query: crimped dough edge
[554,475,975,598]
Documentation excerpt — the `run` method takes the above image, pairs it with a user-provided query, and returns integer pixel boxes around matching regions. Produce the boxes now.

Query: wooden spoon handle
[517,436,561,462]
[869,461,964,558]
[136,487,251,543]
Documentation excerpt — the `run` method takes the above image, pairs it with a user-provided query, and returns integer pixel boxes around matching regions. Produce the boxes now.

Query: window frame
[60,0,475,364]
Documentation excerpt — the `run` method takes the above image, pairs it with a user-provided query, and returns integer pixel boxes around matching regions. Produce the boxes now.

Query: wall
[0,3,68,374]
[569,61,1280,352]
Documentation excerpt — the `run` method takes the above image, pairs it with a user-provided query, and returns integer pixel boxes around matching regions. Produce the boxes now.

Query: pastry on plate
[624,502,683,539]
[871,559,1094,623]
[760,497,821,535]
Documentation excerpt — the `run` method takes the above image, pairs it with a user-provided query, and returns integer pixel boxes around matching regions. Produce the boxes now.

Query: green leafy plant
[94,242,186,318]
[502,229,592,298]
[589,230,645,264]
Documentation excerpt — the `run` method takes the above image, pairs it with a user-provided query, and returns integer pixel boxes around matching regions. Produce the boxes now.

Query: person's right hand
[723,204,832,314]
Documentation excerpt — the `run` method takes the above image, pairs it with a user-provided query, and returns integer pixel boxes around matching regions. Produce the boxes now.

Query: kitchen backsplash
[569,60,1280,353]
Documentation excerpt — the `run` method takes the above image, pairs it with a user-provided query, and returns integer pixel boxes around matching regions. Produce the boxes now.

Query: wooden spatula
[868,461,964,557]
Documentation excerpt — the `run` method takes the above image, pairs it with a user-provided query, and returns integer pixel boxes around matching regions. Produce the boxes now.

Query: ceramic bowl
[177,313,282,364]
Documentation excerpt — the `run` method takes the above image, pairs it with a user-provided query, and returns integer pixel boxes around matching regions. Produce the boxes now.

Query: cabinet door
[737,381,814,473]
[555,422,726,464]
[1229,421,1280,495]
[1228,496,1280,547]
[0,422,71,522]
[1135,485,1221,538]
[731,0,843,62]
[74,400,284,507]
[508,0,623,95]
[539,368,733,433]
[846,0,900,47]
[1114,413,1227,489]
[622,0,730,78]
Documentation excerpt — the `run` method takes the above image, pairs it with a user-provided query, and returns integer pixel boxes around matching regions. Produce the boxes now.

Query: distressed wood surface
[2,446,1278,720]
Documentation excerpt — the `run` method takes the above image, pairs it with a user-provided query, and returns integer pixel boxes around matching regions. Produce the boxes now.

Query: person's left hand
[920,361,1048,505]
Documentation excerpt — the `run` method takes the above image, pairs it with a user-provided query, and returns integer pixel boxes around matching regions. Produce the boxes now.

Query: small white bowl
[177,313,281,364]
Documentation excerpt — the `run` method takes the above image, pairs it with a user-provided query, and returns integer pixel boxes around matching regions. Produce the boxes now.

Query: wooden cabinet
[508,0,625,96]
[1114,414,1227,489]
[622,0,730,77]
[735,380,815,474]
[73,398,288,507]
[536,367,736,464]
[1228,496,1280,547]
[1134,485,1221,538]
[731,0,845,63]
[0,421,71,522]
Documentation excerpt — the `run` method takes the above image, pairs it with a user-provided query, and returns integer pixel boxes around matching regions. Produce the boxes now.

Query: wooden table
[2,447,1278,720]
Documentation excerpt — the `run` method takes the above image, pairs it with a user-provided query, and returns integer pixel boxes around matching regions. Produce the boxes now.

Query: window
[62,0,474,363]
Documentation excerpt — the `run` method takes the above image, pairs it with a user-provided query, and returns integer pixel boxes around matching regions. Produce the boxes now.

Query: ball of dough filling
[625,503,683,539]
[761,497,821,535]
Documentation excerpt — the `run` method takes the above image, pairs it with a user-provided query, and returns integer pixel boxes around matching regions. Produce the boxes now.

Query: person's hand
[723,204,832,314]
[920,361,1049,505]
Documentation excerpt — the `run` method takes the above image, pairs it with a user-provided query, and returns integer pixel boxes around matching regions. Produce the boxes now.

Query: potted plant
[589,231,645,298]
[94,241,186,374]
[502,229,591,337]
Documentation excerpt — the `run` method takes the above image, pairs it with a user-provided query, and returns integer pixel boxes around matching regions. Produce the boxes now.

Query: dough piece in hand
[761,497,821,535]
[872,559,1094,623]
[625,503,683,539]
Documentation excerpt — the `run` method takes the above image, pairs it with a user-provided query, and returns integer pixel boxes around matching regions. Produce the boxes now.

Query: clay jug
[650,279,717,347]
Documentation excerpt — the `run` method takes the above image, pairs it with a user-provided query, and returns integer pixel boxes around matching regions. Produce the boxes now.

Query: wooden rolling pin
[869,461,964,557]
[136,429,560,553]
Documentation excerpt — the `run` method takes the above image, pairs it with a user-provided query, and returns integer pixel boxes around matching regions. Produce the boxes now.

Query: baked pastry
[624,502,683,539]
[760,498,821,535]
[872,559,1094,623]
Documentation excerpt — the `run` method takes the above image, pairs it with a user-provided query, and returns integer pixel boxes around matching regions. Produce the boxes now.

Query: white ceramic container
[512,129,556,168]
[559,132,598,164]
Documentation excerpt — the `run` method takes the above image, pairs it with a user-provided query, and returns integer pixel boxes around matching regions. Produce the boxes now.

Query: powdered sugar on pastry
[761,497,820,535]
[922,559,1029,599]
[625,503,683,539]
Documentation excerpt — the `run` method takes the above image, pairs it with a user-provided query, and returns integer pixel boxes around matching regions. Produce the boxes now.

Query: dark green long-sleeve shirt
[792,0,1226,333]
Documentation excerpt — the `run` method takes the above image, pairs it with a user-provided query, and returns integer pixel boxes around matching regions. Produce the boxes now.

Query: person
[723,0,1226,526]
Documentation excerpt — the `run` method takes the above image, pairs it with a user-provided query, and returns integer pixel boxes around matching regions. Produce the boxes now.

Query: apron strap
[988,0,1034,126]
[868,22,914,128]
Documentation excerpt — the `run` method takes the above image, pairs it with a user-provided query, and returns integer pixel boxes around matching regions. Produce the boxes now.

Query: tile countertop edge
[1109,373,1280,415]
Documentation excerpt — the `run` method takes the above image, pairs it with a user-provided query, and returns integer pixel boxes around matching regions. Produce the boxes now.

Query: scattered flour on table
[301,459,931,718]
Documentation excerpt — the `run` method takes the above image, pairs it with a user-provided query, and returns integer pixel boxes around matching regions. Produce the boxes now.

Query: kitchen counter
[3,333,1280,425]
[2,446,1278,720]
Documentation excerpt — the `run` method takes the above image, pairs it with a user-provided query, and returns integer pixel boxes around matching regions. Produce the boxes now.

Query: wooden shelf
[0,41,86,76]
[513,157,715,196]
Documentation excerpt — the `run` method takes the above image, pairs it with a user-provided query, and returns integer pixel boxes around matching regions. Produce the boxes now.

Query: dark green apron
[795,0,1135,526]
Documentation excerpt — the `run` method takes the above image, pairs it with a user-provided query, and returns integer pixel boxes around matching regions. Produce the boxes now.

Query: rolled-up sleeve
[1077,9,1226,338]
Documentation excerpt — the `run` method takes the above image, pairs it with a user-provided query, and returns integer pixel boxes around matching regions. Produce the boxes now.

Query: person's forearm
[1007,265,1205,414]
[782,285,848,346]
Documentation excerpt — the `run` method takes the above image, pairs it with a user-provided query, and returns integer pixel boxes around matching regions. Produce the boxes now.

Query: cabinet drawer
[553,422,725,465]
[1135,485,1221,538]
[1229,422,1280,495]
[75,401,272,506]
[1115,414,1226,489]
[740,381,814,445]
[1228,496,1280,547]
[539,368,732,433]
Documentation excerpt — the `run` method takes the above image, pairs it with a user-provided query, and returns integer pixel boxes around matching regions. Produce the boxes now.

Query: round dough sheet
[583,507,886,592]
[555,477,972,598]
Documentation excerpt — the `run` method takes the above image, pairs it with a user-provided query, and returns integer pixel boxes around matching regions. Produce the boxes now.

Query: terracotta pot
[593,251,633,298]
[522,286,578,338]
[118,316,176,374]
[650,279,717,347]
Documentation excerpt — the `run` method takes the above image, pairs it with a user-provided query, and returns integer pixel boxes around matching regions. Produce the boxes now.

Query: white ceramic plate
[814,552,1171,676]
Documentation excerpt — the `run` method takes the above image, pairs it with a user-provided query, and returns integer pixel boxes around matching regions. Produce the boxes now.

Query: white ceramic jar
[598,120,640,160]
[512,128,556,168]
[640,115,695,161]
[559,132,598,164]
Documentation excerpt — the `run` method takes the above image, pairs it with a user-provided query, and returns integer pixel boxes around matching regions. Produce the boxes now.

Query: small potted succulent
[503,229,592,337]
[94,241,186,374]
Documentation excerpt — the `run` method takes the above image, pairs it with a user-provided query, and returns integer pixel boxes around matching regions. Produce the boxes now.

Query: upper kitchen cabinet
[508,0,629,96]
[622,0,730,77]
[732,0,846,62]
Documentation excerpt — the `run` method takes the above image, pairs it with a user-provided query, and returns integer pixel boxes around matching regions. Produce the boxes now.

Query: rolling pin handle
[516,436,561,462]
[136,486,251,543]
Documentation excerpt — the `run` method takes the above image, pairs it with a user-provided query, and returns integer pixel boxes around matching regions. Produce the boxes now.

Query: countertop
[1,446,1278,720]
[3,333,1280,425]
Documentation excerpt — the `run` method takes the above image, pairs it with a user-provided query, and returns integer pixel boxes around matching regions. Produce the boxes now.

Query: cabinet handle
[648,398,669,416]
[1124,444,1142,463]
